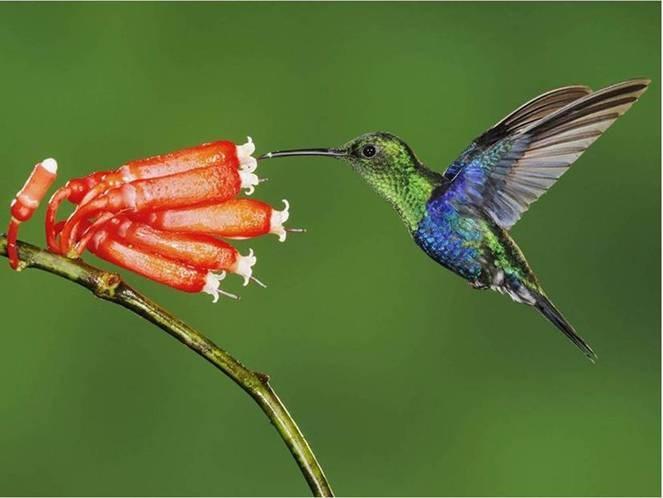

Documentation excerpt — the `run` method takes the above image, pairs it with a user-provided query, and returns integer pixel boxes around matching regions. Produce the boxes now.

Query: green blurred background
[0,2,659,496]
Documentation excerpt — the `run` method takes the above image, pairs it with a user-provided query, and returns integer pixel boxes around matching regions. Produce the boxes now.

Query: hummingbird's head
[261,131,425,201]
[339,131,418,188]
[260,132,440,230]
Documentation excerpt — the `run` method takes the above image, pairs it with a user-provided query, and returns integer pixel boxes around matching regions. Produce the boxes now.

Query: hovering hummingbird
[261,79,650,361]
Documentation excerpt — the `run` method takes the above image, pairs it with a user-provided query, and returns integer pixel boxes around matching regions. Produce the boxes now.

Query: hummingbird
[261,79,650,361]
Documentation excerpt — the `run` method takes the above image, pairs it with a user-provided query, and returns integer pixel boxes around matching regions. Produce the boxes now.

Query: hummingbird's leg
[469,280,489,290]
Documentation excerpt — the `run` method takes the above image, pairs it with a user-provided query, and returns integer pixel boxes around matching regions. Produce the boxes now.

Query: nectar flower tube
[82,139,258,203]
[88,228,237,302]
[132,198,292,241]
[7,158,58,269]
[106,217,257,285]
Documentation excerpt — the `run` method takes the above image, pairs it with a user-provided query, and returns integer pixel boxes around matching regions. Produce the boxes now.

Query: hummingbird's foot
[469,280,488,290]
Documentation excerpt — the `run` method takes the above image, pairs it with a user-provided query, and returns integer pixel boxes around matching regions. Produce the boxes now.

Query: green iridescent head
[260,132,443,230]
[338,132,421,197]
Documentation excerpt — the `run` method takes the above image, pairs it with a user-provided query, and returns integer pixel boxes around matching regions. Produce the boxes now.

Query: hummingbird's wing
[445,79,650,230]
[443,85,592,180]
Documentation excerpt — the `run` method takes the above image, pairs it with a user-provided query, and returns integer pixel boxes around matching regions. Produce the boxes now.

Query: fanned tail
[533,292,597,362]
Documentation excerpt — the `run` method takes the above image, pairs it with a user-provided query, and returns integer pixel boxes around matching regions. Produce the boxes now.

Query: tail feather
[534,293,597,362]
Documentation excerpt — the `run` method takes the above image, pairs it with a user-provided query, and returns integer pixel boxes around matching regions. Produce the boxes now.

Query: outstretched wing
[443,84,592,180]
[446,79,650,230]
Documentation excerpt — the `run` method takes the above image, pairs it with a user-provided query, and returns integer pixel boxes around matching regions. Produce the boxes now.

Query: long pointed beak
[258,148,346,161]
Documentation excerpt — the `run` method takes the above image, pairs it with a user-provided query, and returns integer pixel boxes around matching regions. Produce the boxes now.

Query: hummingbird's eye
[362,144,377,158]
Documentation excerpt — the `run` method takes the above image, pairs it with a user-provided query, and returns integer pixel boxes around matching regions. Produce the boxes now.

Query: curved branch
[0,235,333,497]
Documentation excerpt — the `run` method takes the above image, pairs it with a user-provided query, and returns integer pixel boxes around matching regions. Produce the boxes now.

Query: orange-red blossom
[7,138,294,301]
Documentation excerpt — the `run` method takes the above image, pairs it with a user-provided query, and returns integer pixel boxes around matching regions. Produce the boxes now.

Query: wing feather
[449,79,650,229]
[485,85,594,142]
[443,85,593,180]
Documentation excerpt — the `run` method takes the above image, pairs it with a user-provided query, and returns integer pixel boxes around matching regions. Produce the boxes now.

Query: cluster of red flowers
[7,138,293,301]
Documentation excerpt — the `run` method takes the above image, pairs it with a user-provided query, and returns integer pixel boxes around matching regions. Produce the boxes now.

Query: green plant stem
[0,235,333,497]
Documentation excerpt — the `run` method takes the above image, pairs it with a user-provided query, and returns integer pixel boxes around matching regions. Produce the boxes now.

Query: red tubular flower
[7,158,58,269]
[131,198,291,241]
[88,228,236,302]
[106,217,256,285]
